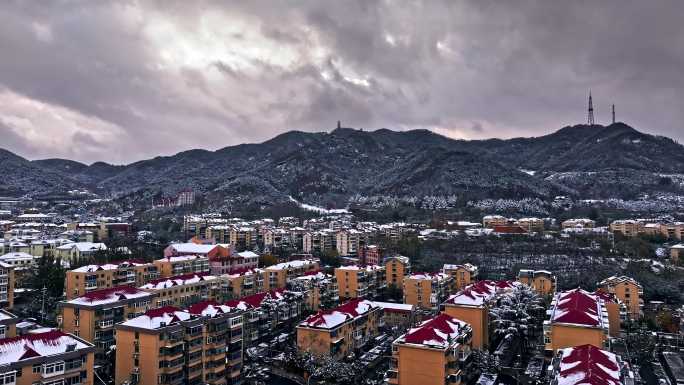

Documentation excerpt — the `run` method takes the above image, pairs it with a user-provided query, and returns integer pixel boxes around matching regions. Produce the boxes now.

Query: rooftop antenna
[612,104,615,124]
[587,91,595,125]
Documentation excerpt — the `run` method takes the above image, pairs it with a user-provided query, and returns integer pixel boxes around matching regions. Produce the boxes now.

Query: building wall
[335,269,359,300]
[443,306,487,349]
[549,325,606,352]
[604,301,621,337]
[14,351,95,385]
[386,259,408,288]
[402,278,432,309]
[395,345,446,385]
[115,329,159,385]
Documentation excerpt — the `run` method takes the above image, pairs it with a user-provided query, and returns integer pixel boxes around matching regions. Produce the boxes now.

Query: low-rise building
[263,259,320,290]
[59,287,155,355]
[671,244,684,264]
[516,269,556,296]
[209,250,259,276]
[561,218,596,229]
[373,302,415,329]
[482,215,509,228]
[140,273,226,308]
[516,217,544,232]
[296,299,382,360]
[598,276,643,320]
[442,280,517,350]
[0,310,18,339]
[544,289,610,354]
[114,304,244,385]
[0,331,96,385]
[64,260,159,300]
[442,263,478,292]
[153,255,210,278]
[610,220,643,237]
[403,272,452,310]
[226,289,306,348]
[385,256,411,289]
[291,271,339,311]
[387,313,473,385]
[55,242,107,263]
[358,245,384,265]
[224,269,265,299]
[335,265,386,300]
[547,344,634,385]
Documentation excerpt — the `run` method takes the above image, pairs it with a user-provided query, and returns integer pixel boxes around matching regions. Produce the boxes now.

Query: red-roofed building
[387,314,472,385]
[548,344,634,385]
[442,280,517,349]
[59,286,155,358]
[544,289,611,355]
[0,330,96,385]
[297,298,382,359]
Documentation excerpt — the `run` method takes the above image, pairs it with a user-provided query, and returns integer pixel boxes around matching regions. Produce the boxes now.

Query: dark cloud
[0,0,682,163]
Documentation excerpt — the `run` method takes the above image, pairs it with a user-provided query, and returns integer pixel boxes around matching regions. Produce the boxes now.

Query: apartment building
[229,227,257,252]
[442,263,478,292]
[442,280,517,349]
[358,245,383,265]
[209,251,259,276]
[115,304,244,385]
[140,273,226,308]
[372,302,415,329]
[385,256,411,288]
[402,272,452,310]
[593,289,625,337]
[516,217,545,232]
[561,218,596,229]
[226,289,306,348]
[0,310,18,339]
[302,230,335,254]
[387,313,473,385]
[291,272,339,311]
[0,263,14,309]
[0,331,96,385]
[64,260,159,300]
[610,220,643,237]
[482,215,510,228]
[544,289,610,354]
[516,269,557,296]
[335,230,361,256]
[598,276,643,320]
[154,255,210,278]
[224,269,265,299]
[548,344,634,385]
[296,299,382,360]
[60,287,155,355]
[55,242,107,263]
[263,259,320,291]
[335,265,386,300]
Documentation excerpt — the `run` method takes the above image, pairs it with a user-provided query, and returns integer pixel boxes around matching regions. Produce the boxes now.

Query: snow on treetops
[551,289,602,327]
[556,344,621,385]
[402,313,468,348]
[0,331,91,365]
[445,280,516,306]
[300,298,377,329]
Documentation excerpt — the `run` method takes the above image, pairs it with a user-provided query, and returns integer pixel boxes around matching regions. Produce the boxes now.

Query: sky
[1,1,683,164]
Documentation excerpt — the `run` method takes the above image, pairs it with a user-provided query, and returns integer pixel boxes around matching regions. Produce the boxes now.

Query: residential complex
[387,313,472,385]
[598,276,643,320]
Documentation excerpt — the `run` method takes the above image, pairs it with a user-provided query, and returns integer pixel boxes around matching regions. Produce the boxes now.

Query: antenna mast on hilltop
[612,104,615,124]
[587,91,595,125]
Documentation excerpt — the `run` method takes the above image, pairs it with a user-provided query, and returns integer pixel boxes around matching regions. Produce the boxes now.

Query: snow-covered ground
[288,196,349,214]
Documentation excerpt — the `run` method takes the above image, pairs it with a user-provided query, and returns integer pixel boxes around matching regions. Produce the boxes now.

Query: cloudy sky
[1,1,683,164]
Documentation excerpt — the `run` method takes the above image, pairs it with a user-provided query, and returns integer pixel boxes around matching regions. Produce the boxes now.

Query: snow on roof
[167,243,217,254]
[156,254,209,263]
[399,313,468,349]
[56,242,107,252]
[299,298,378,329]
[336,264,384,272]
[65,286,153,307]
[120,306,193,330]
[236,251,259,259]
[0,331,92,365]
[444,280,516,307]
[0,252,35,261]
[140,273,216,290]
[70,260,148,273]
[265,259,318,271]
[0,310,17,322]
[555,344,622,385]
[372,301,414,313]
[224,288,287,310]
[550,289,605,328]
[442,263,477,272]
[186,301,237,317]
[671,244,684,249]
[407,272,450,281]
[598,275,642,288]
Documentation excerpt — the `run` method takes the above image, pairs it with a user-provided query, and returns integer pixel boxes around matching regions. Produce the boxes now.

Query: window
[32,365,41,374]
[0,372,16,385]
[43,361,65,376]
